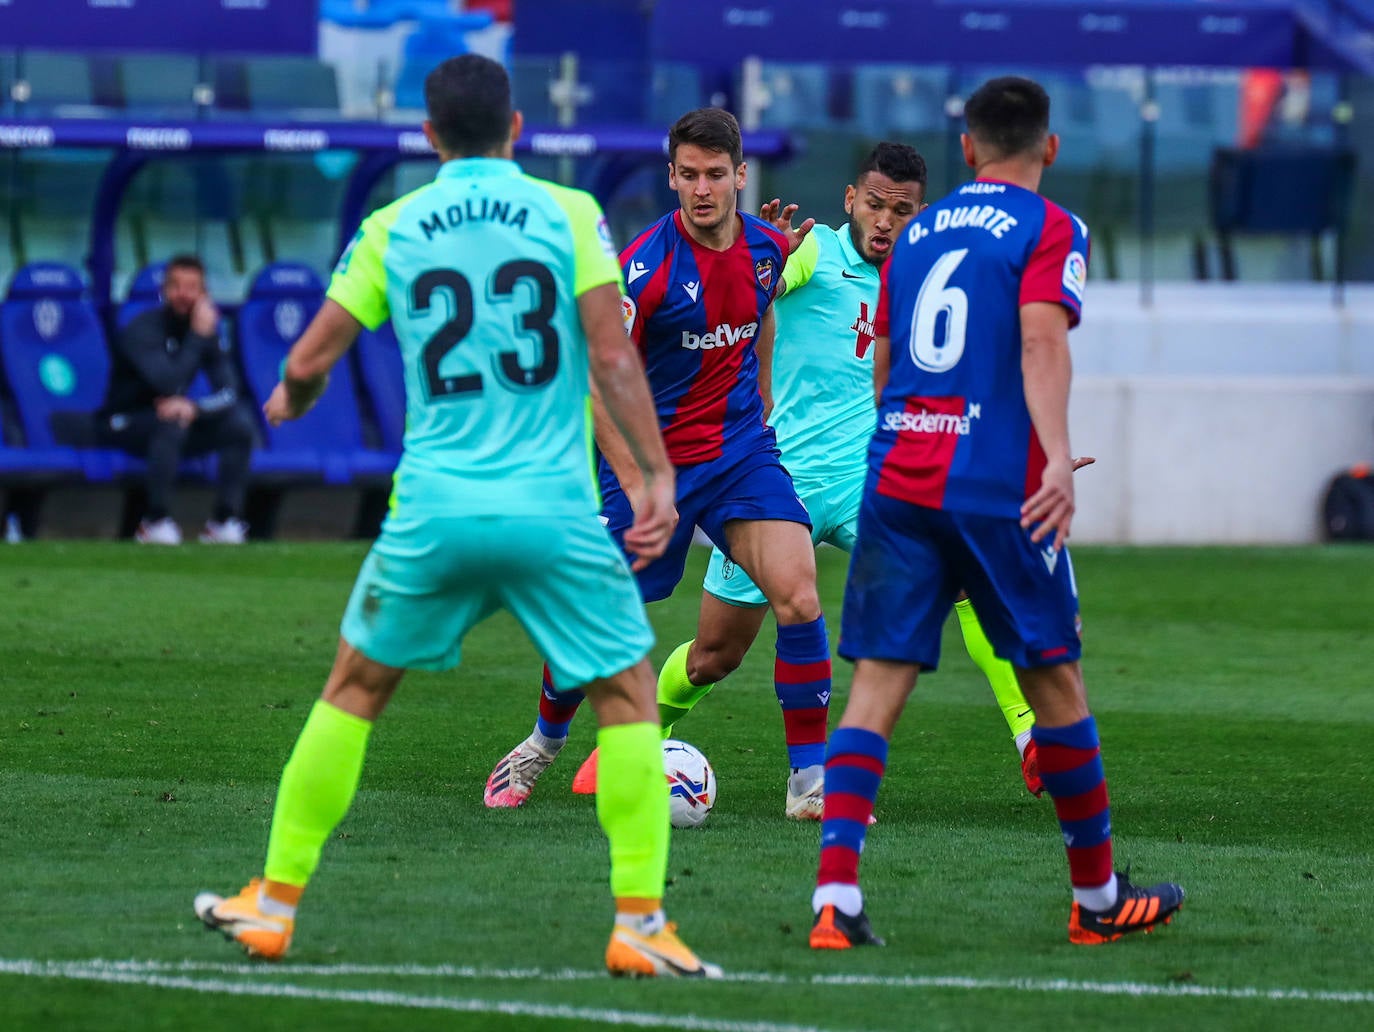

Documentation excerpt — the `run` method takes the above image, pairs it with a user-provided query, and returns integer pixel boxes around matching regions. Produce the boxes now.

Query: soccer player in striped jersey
[809,76,1184,949]
[644,143,1051,819]
[484,108,833,814]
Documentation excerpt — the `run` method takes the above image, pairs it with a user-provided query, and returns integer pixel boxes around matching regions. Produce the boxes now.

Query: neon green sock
[263,700,372,887]
[955,598,1035,740]
[596,721,669,900]
[656,639,715,738]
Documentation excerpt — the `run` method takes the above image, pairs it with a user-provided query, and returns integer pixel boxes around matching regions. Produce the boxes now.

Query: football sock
[263,700,372,888]
[775,617,831,769]
[955,598,1035,741]
[815,727,887,911]
[614,898,666,935]
[596,722,670,902]
[535,664,583,741]
[656,640,715,737]
[1033,716,1118,910]
[258,881,302,918]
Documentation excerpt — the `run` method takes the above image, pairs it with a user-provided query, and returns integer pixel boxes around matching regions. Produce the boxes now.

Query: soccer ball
[663,738,716,828]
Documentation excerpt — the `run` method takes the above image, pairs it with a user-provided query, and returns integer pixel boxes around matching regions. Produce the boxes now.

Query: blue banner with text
[0,0,318,55]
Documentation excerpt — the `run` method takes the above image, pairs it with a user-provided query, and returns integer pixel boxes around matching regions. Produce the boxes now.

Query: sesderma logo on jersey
[681,322,758,350]
[882,405,979,435]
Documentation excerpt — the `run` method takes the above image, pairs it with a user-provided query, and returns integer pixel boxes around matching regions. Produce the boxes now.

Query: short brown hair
[669,108,743,168]
[165,253,205,277]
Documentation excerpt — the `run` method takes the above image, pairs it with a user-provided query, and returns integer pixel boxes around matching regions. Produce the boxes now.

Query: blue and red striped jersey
[870,178,1089,518]
[619,210,788,466]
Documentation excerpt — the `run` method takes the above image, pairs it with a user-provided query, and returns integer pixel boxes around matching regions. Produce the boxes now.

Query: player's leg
[582,661,719,977]
[484,478,694,808]
[662,549,770,734]
[726,516,831,816]
[571,550,769,795]
[195,516,485,959]
[953,591,1042,795]
[507,514,718,976]
[955,520,1184,943]
[810,494,955,948]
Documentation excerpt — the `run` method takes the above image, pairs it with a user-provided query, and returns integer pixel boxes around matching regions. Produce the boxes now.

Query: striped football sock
[814,726,888,916]
[775,617,831,769]
[1034,716,1118,910]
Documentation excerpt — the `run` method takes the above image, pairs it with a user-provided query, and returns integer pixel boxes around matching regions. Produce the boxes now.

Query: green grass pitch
[2,542,1372,1031]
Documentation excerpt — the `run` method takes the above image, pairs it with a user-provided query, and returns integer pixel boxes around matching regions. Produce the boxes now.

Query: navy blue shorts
[839,488,1081,670]
[601,447,811,604]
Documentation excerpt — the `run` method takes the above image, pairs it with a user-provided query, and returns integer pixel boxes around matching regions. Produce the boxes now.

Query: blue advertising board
[0,0,318,55]
[650,0,1321,70]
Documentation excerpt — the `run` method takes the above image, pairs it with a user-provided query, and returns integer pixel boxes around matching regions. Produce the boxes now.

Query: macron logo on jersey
[681,322,758,350]
[627,260,651,284]
[683,280,700,302]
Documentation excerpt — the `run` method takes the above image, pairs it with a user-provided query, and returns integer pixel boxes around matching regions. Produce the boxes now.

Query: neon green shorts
[341,512,653,690]
[702,474,863,607]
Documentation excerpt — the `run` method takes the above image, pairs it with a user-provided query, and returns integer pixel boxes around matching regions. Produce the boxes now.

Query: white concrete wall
[1067,284,1374,543]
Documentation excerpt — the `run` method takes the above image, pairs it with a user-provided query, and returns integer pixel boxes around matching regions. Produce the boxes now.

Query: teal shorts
[341,512,653,690]
[702,475,864,607]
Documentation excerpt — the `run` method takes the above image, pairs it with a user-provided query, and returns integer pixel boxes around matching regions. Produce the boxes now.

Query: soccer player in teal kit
[194,54,718,978]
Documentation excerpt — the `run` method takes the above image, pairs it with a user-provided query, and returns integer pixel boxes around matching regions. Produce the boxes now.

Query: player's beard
[850,221,888,267]
[684,190,737,235]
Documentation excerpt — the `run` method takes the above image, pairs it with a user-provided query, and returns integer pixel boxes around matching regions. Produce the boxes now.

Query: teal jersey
[328,158,622,518]
[770,222,879,486]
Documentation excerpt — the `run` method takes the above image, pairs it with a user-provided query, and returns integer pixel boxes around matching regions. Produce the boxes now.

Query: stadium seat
[0,263,132,482]
[13,50,97,117]
[112,53,203,119]
[236,263,398,486]
[354,323,406,454]
[651,62,705,125]
[851,66,947,137]
[753,63,833,130]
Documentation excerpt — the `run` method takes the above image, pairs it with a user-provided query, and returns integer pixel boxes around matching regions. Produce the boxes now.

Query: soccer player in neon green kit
[572,144,1051,815]
[193,54,719,978]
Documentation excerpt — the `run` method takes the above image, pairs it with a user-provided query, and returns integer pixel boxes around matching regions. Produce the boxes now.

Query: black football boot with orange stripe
[809,904,886,949]
[1069,871,1185,944]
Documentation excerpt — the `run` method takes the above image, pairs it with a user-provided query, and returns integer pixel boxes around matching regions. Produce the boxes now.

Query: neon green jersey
[328,158,623,518]
[771,223,879,487]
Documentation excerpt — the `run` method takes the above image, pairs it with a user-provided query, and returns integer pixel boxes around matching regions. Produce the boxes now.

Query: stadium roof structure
[650,0,1374,75]
[0,118,793,313]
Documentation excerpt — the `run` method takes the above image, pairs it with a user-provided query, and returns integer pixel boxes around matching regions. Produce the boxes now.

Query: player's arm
[756,305,776,422]
[1019,301,1075,550]
[581,282,676,570]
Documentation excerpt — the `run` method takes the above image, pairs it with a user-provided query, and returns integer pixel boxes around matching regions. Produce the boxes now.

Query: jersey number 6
[908,248,969,374]
[411,260,561,401]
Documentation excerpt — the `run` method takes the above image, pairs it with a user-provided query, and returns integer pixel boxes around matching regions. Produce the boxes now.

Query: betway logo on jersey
[681,322,758,350]
[882,402,981,436]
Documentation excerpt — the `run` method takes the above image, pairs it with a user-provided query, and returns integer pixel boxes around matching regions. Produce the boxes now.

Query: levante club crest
[755,257,775,292]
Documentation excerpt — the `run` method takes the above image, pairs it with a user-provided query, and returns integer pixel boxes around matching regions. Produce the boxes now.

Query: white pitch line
[4,957,1373,1006]
[0,959,838,1032]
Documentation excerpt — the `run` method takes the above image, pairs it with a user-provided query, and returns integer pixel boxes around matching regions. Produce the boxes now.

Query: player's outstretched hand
[1071,455,1096,472]
[623,473,678,572]
[760,198,815,256]
[1021,456,1075,551]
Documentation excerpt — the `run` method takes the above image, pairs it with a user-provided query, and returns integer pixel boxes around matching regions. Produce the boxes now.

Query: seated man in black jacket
[98,254,255,545]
